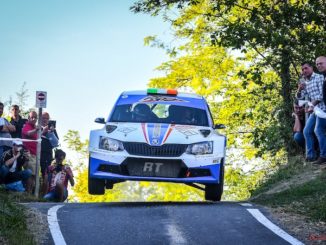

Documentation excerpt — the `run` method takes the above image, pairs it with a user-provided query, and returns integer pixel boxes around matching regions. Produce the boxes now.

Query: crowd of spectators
[293,56,326,165]
[0,104,74,202]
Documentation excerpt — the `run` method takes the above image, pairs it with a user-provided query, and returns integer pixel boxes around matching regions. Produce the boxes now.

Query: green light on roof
[147,88,158,94]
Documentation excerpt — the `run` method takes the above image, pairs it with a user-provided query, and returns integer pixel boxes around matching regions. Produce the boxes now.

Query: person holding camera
[0,140,32,192]
[40,112,59,174]
[43,149,74,202]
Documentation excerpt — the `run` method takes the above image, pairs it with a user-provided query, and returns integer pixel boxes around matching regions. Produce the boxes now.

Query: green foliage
[0,189,35,244]
[15,81,30,116]
[131,0,326,156]
[129,0,326,200]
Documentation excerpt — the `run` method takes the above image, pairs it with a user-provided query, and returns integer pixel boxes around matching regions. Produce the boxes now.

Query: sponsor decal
[117,127,137,135]
[141,123,175,145]
[175,125,198,137]
[139,96,188,103]
[143,162,164,173]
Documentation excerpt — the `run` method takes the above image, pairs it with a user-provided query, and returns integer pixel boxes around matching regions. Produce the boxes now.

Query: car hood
[95,122,220,146]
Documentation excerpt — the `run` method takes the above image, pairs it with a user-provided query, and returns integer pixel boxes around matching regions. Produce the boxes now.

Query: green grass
[0,188,36,245]
[251,157,326,222]
[251,156,311,196]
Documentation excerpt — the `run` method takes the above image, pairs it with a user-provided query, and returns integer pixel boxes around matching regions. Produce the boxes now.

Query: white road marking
[239,203,252,207]
[165,222,187,244]
[48,205,66,245]
[247,209,304,245]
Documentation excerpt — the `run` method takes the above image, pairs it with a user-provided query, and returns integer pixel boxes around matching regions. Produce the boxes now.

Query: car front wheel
[205,161,224,201]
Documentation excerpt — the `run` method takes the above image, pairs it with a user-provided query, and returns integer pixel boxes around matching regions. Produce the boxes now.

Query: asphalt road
[27,202,303,245]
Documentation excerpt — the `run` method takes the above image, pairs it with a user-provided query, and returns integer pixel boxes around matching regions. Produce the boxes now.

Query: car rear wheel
[205,161,224,201]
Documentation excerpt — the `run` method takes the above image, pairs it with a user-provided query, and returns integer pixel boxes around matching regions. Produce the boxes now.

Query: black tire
[88,166,105,195]
[205,160,224,201]
[88,177,105,195]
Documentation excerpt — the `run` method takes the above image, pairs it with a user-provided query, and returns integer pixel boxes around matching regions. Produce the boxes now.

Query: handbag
[46,131,59,148]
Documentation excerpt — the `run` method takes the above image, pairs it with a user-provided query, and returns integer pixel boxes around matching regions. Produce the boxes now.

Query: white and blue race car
[88,89,226,201]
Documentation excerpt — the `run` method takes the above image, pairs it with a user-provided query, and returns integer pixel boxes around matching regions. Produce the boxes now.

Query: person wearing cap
[43,149,74,202]
[0,140,32,192]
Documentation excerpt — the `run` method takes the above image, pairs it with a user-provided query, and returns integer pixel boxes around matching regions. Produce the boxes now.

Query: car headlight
[99,137,124,151]
[186,141,213,155]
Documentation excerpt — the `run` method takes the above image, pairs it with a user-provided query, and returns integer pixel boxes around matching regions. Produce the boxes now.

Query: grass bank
[0,188,38,245]
[251,156,326,222]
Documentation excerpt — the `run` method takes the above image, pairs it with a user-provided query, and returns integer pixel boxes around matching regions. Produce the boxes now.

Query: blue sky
[0,0,170,141]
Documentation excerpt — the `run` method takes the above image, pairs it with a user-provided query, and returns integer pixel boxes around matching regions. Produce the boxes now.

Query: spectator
[292,102,305,149]
[1,140,32,192]
[22,111,40,188]
[43,149,74,202]
[292,101,319,153]
[0,102,15,157]
[10,105,27,139]
[296,62,325,162]
[40,112,59,193]
[313,56,326,165]
[318,56,326,104]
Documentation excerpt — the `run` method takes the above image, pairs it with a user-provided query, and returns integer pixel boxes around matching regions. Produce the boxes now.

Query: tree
[15,81,30,115]
[131,0,326,156]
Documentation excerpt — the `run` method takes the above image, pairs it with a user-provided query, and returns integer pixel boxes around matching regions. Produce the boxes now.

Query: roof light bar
[147,88,178,95]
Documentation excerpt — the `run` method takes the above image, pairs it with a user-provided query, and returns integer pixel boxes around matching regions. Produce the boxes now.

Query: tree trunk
[279,49,295,158]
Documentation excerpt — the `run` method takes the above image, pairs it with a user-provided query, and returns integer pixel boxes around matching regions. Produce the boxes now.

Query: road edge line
[247,208,304,245]
[48,205,66,245]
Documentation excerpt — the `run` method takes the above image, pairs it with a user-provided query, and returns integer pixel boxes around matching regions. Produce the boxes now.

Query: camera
[17,146,24,155]
[48,120,56,128]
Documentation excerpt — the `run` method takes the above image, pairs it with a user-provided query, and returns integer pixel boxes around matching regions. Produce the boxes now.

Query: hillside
[250,156,326,244]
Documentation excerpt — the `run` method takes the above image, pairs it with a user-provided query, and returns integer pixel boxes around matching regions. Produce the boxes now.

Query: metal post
[34,107,42,197]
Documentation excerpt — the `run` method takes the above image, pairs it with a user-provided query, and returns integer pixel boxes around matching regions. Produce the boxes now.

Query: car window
[110,103,208,126]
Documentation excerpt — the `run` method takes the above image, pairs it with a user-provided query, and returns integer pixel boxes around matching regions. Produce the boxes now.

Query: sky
[0,0,171,142]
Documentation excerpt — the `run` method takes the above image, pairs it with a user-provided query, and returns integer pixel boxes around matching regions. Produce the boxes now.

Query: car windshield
[110,103,209,126]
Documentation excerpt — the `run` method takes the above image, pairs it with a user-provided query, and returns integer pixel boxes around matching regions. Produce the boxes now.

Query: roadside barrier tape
[0,138,41,142]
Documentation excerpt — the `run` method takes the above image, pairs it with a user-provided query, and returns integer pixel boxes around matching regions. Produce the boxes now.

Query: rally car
[88,89,226,201]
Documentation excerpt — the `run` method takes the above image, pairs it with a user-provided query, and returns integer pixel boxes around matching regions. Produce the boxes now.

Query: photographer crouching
[43,149,74,202]
[0,140,32,192]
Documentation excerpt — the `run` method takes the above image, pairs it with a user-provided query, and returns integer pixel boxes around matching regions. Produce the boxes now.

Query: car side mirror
[95,117,105,124]
[214,124,226,129]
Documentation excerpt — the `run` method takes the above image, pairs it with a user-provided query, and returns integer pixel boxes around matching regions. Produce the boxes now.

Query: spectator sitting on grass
[43,149,74,202]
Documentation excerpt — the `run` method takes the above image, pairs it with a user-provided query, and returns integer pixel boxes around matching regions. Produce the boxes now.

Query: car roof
[121,90,204,99]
